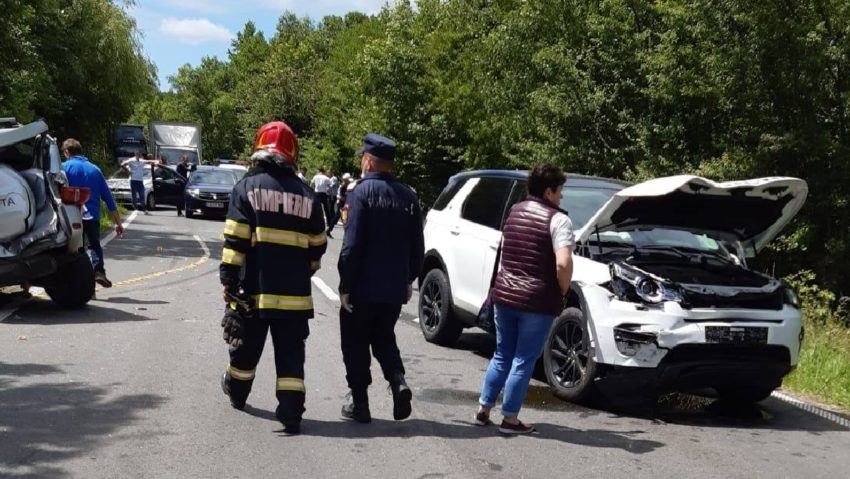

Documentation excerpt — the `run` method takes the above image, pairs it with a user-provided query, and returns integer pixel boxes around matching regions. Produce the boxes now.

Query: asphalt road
[1,209,848,479]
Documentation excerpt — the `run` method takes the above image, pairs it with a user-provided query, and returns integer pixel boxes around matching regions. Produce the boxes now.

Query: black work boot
[341,389,371,423]
[275,404,303,435]
[390,376,412,421]
[221,373,246,410]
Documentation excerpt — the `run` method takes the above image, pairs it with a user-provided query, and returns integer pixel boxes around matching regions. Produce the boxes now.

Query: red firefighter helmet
[253,121,298,164]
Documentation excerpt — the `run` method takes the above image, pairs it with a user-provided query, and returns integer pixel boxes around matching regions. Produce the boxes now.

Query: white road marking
[771,390,850,429]
[102,210,139,246]
[311,277,340,302]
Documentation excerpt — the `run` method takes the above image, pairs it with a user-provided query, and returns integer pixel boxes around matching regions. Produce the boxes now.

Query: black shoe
[221,373,245,410]
[281,422,301,435]
[326,230,334,239]
[177,211,183,217]
[390,379,412,421]
[498,420,535,435]
[341,391,371,423]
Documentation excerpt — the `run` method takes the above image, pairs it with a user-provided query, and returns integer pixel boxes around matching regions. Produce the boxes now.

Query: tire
[418,268,463,346]
[44,252,95,308]
[146,192,156,211]
[716,385,775,404]
[543,307,598,403]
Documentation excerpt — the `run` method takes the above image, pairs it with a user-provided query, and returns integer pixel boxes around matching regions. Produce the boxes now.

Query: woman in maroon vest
[475,164,575,434]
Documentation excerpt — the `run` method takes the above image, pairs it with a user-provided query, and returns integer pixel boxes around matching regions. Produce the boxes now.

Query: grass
[784,313,850,411]
[99,201,127,233]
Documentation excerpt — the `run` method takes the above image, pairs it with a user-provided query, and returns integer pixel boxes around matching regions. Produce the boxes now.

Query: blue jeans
[130,180,146,211]
[82,219,105,273]
[479,304,553,417]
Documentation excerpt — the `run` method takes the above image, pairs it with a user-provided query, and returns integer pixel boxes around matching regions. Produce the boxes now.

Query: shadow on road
[0,363,166,479]
[101,297,170,306]
[275,417,665,454]
[5,301,158,325]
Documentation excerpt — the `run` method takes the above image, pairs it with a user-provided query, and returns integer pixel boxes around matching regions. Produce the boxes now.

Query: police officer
[220,121,328,435]
[338,133,425,423]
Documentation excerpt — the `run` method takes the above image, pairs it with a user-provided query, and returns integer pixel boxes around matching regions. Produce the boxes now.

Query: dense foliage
[0,0,157,165]
[140,0,850,299]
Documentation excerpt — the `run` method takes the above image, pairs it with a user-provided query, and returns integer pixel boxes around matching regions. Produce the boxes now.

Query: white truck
[150,121,202,167]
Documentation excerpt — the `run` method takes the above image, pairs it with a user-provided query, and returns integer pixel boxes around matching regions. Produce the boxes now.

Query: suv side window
[502,180,527,227]
[431,178,467,211]
[461,177,512,230]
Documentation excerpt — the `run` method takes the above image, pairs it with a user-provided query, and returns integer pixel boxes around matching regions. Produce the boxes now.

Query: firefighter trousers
[340,303,405,392]
[224,315,310,424]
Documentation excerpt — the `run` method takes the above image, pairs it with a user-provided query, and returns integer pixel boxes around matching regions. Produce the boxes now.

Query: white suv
[1,118,94,307]
[419,170,807,404]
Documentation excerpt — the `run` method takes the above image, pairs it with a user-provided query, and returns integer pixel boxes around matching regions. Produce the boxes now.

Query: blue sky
[127,0,390,90]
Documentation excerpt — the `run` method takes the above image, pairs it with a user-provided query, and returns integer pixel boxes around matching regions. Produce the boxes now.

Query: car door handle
[489,244,498,250]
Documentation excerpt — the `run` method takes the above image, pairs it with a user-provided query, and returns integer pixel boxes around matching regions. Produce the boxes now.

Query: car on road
[0,118,94,307]
[419,170,807,404]
[183,166,241,218]
[107,163,187,211]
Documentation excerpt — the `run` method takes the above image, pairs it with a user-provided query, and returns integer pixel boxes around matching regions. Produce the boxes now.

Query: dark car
[107,163,187,210]
[184,166,241,218]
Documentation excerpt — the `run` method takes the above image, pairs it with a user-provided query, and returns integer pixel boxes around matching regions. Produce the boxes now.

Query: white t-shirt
[312,174,331,194]
[125,159,148,181]
[550,212,576,252]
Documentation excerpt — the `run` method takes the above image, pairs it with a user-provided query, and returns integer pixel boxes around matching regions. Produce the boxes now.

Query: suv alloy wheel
[418,268,463,346]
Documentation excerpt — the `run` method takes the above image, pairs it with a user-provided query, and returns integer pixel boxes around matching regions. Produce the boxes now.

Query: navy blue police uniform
[219,160,327,427]
[337,134,425,413]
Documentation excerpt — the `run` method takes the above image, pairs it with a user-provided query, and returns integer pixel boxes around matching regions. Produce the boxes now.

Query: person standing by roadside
[121,151,153,215]
[337,133,424,423]
[62,139,124,288]
[298,166,308,184]
[328,170,339,223]
[175,155,193,216]
[331,172,352,229]
[475,163,574,434]
[311,167,334,238]
[219,121,327,435]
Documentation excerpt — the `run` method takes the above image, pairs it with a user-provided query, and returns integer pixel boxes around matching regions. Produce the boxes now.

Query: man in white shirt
[121,152,154,215]
[311,168,334,237]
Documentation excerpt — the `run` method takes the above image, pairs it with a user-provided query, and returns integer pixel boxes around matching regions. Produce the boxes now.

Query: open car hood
[576,175,808,254]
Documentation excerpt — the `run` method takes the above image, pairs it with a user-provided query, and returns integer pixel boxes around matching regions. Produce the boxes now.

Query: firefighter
[338,133,425,423]
[219,121,327,435]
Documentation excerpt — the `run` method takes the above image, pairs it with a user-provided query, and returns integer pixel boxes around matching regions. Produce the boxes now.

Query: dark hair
[527,163,566,198]
[62,138,83,155]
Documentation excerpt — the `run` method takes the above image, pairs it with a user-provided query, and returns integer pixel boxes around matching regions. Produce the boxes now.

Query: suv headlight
[783,285,800,309]
[610,262,683,305]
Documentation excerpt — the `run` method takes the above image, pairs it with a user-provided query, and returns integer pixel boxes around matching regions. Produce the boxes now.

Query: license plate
[705,326,768,344]
[205,202,225,208]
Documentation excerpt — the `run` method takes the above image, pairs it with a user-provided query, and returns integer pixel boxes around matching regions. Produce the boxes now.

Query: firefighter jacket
[220,162,328,320]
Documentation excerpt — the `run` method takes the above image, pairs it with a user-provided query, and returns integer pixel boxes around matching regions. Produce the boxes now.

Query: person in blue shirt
[337,133,425,423]
[62,138,124,288]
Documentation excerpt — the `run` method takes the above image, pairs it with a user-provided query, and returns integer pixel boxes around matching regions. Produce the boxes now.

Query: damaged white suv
[419,170,806,403]
[0,118,95,307]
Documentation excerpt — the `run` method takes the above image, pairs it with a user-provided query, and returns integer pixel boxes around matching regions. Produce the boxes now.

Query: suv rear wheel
[146,192,156,211]
[44,252,95,308]
[419,268,463,346]
[543,307,597,403]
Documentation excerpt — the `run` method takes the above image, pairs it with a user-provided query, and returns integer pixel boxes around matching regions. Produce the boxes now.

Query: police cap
[356,133,396,162]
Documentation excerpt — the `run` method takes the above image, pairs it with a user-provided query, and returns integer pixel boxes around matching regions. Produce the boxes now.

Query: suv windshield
[560,186,619,230]
[189,170,238,186]
[596,229,721,252]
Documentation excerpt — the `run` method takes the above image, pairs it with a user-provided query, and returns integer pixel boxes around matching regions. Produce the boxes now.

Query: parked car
[419,170,807,404]
[0,118,94,307]
[107,163,187,210]
[184,166,241,218]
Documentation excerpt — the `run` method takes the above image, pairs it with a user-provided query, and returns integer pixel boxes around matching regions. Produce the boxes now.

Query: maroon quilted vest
[492,196,563,315]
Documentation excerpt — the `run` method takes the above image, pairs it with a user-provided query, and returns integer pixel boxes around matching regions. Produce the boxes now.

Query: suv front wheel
[44,252,95,308]
[419,268,463,346]
[543,307,597,403]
